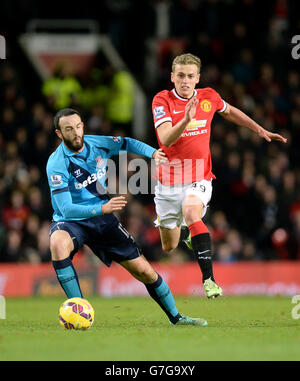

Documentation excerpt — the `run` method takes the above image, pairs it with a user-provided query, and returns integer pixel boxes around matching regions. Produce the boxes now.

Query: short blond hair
[172,53,201,73]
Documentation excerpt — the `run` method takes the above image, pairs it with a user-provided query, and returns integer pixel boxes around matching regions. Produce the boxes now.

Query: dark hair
[53,108,82,130]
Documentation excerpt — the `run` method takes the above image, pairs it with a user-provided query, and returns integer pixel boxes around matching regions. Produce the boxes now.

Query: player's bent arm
[54,191,127,218]
[219,102,287,143]
[53,191,103,219]
[155,96,198,147]
[156,119,189,147]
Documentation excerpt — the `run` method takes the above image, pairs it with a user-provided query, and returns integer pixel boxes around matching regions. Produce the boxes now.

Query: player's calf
[50,230,82,298]
[189,221,215,282]
[144,273,182,324]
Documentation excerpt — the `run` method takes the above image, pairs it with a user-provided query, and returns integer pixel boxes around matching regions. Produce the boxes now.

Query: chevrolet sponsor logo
[185,119,207,131]
[181,129,208,137]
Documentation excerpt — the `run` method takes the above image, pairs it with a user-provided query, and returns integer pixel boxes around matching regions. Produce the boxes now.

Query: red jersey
[152,87,226,185]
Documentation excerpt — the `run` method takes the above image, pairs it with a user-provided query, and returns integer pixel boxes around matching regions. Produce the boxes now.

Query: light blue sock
[52,257,82,298]
[145,274,181,324]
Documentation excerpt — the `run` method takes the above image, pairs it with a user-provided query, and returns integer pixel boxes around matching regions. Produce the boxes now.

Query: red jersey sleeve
[208,88,227,113]
[152,91,172,129]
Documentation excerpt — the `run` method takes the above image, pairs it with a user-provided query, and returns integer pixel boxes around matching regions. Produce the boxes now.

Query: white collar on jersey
[172,88,197,101]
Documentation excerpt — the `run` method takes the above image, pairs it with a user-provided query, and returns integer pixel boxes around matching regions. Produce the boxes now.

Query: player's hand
[101,196,127,214]
[153,148,168,165]
[184,96,199,122]
[258,128,287,143]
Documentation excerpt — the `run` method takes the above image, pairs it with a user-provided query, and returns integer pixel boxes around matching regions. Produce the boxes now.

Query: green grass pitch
[0,295,299,361]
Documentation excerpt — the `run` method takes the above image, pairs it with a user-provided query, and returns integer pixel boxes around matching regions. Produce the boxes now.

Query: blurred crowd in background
[0,0,300,264]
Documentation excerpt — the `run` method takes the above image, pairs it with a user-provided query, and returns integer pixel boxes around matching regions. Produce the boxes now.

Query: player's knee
[50,231,73,260]
[50,241,71,260]
[184,211,198,226]
[183,206,203,226]
[183,196,204,225]
[137,267,157,284]
[162,242,177,252]
[126,258,157,283]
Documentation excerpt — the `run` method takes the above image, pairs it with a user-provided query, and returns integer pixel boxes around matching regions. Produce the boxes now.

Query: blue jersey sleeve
[85,135,125,156]
[85,135,156,158]
[52,191,103,219]
[46,155,70,194]
[123,137,156,158]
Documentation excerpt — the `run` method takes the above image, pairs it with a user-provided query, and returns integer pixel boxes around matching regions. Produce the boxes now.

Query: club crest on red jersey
[200,100,212,112]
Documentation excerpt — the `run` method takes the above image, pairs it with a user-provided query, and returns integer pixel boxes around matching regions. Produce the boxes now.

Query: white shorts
[154,179,213,229]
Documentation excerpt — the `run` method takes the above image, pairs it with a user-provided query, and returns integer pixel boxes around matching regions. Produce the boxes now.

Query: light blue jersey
[46,135,156,222]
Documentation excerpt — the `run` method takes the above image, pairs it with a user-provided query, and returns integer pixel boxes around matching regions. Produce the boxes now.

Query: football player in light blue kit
[46,108,207,326]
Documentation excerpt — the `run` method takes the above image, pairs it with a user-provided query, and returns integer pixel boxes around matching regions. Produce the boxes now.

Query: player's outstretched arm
[121,137,167,164]
[220,103,287,143]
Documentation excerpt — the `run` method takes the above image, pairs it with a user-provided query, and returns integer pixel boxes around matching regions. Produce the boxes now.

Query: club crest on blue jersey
[96,156,103,168]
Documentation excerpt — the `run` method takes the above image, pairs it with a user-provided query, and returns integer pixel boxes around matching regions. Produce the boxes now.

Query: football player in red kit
[152,53,287,298]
